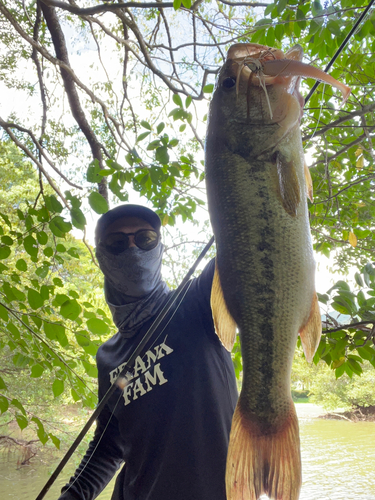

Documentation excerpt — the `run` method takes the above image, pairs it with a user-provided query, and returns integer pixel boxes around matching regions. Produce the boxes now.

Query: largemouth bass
[205,44,349,500]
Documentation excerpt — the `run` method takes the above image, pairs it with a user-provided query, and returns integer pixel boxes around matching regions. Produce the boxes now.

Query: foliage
[1,0,375,445]
[308,361,375,411]
[316,263,375,379]
[0,142,114,448]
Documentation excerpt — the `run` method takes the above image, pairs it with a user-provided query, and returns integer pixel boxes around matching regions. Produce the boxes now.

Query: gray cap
[95,204,162,245]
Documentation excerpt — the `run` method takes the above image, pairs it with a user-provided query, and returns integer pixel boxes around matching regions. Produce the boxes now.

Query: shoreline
[295,402,375,422]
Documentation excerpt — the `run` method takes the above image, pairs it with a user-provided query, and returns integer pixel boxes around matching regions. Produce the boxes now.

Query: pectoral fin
[211,262,237,351]
[304,160,313,202]
[276,152,301,217]
[299,293,322,363]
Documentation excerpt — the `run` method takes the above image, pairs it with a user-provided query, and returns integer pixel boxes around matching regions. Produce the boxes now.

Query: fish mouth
[226,43,303,96]
[225,43,350,104]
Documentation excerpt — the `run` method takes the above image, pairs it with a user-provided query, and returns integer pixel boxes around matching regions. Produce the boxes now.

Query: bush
[291,389,310,400]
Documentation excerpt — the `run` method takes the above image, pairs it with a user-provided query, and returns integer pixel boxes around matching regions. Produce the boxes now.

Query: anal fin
[210,261,237,351]
[299,293,322,363]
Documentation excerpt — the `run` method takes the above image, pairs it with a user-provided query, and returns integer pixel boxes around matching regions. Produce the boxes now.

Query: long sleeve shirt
[59,260,238,500]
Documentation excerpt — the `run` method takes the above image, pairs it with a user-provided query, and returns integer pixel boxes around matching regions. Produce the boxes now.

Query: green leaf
[88,192,109,215]
[0,246,11,260]
[136,131,151,142]
[86,162,103,183]
[203,84,214,94]
[147,140,160,151]
[0,303,9,322]
[82,360,98,378]
[1,235,13,245]
[27,289,44,310]
[52,379,64,398]
[335,363,346,379]
[23,235,38,257]
[49,433,61,449]
[140,120,152,130]
[60,299,82,321]
[15,259,27,272]
[75,332,90,347]
[13,353,30,368]
[71,208,86,230]
[348,358,363,375]
[86,317,110,335]
[31,416,48,445]
[36,231,48,245]
[156,122,165,134]
[49,217,72,237]
[355,272,364,287]
[11,398,27,416]
[275,23,284,41]
[0,375,7,390]
[7,322,20,339]
[44,321,65,341]
[31,364,45,378]
[155,146,169,165]
[45,195,63,214]
[181,0,191,7]
[0,212,11,227]
[15,414,28,430]
[172,94,183,108]
[173,0,181,10]
[43,247,53,257]
[36,263,49,279]
[0,395,9,413]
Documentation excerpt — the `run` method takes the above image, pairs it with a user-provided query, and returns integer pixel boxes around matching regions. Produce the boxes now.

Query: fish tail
[226,401,301,500]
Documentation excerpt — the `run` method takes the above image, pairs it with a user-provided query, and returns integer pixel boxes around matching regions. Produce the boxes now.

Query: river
[1,404,374,499]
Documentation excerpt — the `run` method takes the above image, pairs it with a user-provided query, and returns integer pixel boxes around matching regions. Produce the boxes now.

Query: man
[59,204,238,500]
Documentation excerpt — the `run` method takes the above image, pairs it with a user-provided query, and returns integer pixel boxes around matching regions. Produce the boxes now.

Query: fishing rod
[305,0,375,104]
[35,235,215,500]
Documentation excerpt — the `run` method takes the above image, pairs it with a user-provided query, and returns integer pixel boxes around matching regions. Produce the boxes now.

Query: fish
[205,43,349,500]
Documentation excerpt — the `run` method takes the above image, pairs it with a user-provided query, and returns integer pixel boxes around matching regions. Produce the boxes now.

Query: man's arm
[58,405,124,500]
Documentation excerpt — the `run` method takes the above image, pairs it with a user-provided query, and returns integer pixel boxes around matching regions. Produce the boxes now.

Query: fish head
[208,43,305,138]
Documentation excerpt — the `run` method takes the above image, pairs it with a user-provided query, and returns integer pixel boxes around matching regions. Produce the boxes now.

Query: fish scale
[204,42,348,500]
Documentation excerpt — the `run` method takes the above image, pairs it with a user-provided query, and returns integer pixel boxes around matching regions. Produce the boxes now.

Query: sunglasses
[100,230,160,255]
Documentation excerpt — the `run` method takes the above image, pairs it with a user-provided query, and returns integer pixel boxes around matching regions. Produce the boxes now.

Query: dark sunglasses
[101,230,160,255]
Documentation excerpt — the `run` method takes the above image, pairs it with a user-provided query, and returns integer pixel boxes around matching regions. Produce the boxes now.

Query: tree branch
[0,118,70,207]
[0,119,82,189]
[40,0,174,15]
[39,2,108,201]
[302,101,375,141]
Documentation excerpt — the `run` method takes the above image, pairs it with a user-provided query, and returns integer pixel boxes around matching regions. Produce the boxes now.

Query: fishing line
[304,83,326,149]
[35,236,214,500]
[60,390,123,496]
[62,278,193,496]
[304,0,375,104]
[65,279,193,493]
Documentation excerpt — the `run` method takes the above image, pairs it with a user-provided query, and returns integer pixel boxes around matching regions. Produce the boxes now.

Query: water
[1,404,374,499]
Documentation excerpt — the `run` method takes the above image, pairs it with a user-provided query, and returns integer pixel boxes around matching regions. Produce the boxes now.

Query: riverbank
[321,405,375,422]
[295,402,375,422]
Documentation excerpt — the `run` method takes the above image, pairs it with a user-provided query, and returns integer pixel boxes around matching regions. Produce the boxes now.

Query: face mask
[96,243,164,298]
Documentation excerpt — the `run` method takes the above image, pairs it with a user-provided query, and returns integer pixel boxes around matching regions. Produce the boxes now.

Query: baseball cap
[95,204,162,245]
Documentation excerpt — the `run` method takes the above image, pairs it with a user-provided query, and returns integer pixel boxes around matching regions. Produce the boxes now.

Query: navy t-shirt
[59,260,238,500]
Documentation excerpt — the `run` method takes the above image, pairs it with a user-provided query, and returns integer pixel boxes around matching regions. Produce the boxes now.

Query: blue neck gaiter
[96,243,170,336]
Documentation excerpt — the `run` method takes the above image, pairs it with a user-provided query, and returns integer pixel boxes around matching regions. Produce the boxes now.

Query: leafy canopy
[1,0,375,443]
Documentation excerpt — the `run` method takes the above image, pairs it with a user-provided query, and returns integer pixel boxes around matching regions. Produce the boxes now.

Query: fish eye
[222,77,236,89]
